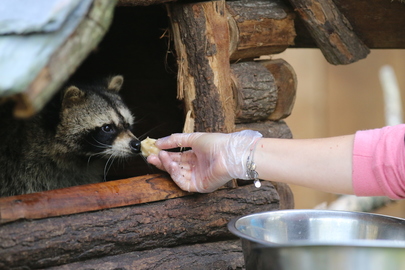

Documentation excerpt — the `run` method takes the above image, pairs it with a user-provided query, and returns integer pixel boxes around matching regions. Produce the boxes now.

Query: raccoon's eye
[102,124,115,133]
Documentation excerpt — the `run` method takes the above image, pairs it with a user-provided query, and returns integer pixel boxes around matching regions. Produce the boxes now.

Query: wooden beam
[292,0,405,49]
[119,0,404,49]
[287,0,370,65]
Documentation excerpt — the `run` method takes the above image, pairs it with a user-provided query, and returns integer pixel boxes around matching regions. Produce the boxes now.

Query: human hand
[147,130,262,193]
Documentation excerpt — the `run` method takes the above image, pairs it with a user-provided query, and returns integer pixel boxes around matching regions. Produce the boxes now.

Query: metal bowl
[228,209,405,270]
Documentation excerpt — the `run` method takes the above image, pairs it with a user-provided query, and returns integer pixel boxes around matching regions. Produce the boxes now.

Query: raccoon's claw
[130,139,142,153]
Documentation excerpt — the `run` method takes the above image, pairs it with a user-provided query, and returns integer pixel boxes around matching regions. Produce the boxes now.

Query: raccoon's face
[56,75,141,159]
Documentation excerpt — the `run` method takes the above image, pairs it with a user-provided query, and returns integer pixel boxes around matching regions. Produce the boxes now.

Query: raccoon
[0,75,141,197]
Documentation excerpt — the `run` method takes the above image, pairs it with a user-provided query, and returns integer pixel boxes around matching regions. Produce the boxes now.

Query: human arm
[266,125,405,198]
[146,131,355,194]
[147,126,405,199]
[253,135,355,195]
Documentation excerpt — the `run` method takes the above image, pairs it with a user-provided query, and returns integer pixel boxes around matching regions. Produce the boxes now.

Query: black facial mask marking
[85,124,118,154]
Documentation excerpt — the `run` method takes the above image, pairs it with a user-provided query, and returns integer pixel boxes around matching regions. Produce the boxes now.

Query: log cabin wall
[0,2,295,269]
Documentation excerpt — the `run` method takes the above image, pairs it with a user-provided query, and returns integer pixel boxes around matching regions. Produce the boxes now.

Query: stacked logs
[168,0,297,137]
[0,175,291,269]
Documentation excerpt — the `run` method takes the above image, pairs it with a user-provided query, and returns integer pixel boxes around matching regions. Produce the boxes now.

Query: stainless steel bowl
[228,210,405,270]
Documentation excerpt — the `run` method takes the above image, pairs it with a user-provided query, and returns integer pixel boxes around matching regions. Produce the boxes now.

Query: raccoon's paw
[141,137,161,157]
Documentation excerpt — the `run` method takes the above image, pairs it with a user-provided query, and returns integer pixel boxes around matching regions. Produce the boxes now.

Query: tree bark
[292,0,405,49]
[47,240,245,270]
[232,62,278,124]
[167,0,235,133]
[0,182,284,269]
[231,59,297,123]
[287,0,370,65]
[262,59,297,121]
[227,0,296,61]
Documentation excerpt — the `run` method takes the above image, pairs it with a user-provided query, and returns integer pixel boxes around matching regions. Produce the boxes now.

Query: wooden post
[287,0,370,65]
[167,0,235,133]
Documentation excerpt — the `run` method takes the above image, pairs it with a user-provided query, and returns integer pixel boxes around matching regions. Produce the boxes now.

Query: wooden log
[0,174,190,224]
[261,58,297,121]
[232,62,278,124]
[47,240,245,270]
[292,0,405,49]
[227,0,296,61]
[167,0,235,133]
[115,0,405,49]
[236,120,293,139]
[287,0,370,65]
[0,182,282,269]
[232,59,297,123]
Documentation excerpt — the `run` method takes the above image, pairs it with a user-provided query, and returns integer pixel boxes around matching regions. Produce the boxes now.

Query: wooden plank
[293,0,405,49]
[0,174,190,224]
[0,182,281,269]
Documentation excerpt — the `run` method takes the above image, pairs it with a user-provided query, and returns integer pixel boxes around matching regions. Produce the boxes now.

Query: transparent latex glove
[147,130,262,193]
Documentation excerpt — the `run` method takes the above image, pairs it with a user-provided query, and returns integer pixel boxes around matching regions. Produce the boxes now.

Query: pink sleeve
[352,125,405,199]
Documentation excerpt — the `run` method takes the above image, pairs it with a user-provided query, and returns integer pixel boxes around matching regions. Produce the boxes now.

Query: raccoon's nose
[130,139,142,153]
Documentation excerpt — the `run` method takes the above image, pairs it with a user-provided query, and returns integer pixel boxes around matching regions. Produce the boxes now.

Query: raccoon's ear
[107,75,124,92]
[62,86,86,108]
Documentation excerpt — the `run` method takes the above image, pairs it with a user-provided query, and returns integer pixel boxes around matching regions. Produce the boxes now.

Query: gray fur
[0,76,140,197]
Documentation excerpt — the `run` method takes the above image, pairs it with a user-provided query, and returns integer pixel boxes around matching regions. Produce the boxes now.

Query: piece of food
[141,137,160,157]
